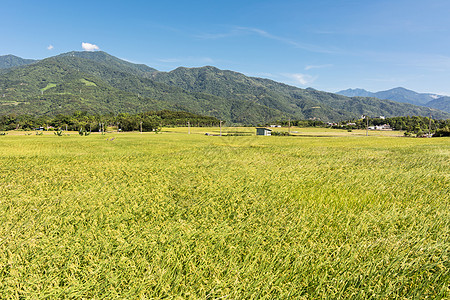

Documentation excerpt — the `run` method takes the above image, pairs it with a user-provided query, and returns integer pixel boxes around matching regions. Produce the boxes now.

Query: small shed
[256,128,272,136]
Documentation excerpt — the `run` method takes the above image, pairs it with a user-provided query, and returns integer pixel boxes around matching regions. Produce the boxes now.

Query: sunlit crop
[0,130,448,298]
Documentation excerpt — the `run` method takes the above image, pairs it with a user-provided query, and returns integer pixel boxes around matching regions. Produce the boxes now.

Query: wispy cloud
[305,64,333,70]
[197,31,239,39]
[400,54,450,71]
[245,72,277,78]
[197,26,341,54]
[360,50,450,71]
[47,45,54,50]
[283,73,318,86]
[198,57,214,64]
[311,30,337,35]
[82,42,100,51]
[157,58,182,63]
[363,77,408,84]
[157,56,215,65]
[118,57,140,64]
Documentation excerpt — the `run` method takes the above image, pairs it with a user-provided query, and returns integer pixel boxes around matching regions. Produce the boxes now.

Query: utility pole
[220,121,223,136]
[288,118,291,134]
[188,121,190,134]
[140,121,143,134]
[366,115,369,137]
[429,115,432,137]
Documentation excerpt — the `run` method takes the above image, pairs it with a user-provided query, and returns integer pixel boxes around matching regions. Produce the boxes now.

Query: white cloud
[47,45,54,50]
[284,73,318,85]
[82,42,100,51]
[305,64,333,70]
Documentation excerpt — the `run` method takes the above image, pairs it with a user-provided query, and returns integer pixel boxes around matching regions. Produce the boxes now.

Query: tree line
[273,116,450,137]
[0,110,221,132]
[344,116,449,136]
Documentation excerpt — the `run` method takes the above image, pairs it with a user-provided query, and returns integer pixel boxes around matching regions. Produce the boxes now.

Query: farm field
[163,126,405,137]
[0,130,448,298]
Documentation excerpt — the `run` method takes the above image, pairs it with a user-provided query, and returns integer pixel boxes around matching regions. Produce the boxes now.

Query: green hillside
[0,52,449,123]
[426,96,450,113]
[0,56,285,123]
[0,54,37,69]
[152,66,449,120]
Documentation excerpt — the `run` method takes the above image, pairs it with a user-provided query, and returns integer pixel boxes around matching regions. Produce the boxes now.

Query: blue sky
[1,0,450,95]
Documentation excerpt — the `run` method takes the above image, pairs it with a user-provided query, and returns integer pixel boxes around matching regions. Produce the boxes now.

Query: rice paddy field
[0,128,449,299]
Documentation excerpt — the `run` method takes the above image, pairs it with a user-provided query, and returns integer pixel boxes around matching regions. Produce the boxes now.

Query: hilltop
[0,54,37,70]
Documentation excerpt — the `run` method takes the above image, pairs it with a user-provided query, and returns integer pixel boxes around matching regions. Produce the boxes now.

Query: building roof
[256,127,272,131]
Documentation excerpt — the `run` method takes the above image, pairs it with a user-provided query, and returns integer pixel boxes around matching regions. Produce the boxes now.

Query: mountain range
[0,51,449,123]
[337,87,450,113]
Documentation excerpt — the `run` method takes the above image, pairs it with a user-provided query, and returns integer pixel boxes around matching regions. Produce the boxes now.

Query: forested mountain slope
[0,54,37,69]
[152,66,449,120]
[0,52,448,123]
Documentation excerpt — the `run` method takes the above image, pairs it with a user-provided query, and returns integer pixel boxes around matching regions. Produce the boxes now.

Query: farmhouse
[369,124,392,130]
[375,124,392,130]
[256,128,272,136]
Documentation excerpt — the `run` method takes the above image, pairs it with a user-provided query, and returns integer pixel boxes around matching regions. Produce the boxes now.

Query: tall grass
[0,132,448,298]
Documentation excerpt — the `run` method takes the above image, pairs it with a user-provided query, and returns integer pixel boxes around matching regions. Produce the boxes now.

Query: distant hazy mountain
[374,87,442,106]
[0,54,37,69]
[337,87,443,106]
[426,96,450,113]
[0,51,448,123]
[337,88,374,98]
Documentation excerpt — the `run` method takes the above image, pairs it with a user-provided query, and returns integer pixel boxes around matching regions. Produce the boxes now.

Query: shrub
[271,131,291,136]
[433,126,450,137]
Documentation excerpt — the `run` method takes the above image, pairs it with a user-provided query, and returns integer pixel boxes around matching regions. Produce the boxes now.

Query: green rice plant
[0,131,448,298]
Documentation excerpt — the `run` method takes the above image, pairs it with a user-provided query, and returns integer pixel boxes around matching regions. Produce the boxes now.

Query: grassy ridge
[0,132,448,298]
